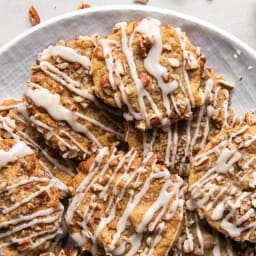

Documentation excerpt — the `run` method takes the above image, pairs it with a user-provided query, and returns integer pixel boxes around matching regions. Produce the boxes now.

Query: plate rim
[0,4,255,59]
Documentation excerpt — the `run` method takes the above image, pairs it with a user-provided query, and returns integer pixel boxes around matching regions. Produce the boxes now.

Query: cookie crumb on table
[28,5,40,26]
[77,2,91,9]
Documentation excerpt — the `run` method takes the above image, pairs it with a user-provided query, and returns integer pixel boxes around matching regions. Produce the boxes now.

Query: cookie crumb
[28,5,40,26]
[133,0,149,4]
[77,2,91,9]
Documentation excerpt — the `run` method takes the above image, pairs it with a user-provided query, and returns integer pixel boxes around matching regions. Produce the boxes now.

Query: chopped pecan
[138,36,151,58]
[77,2,91,9]
[28,5,40,26]
[78,157,94,174]
[139,71,150,87]
[185,51,199,70]
[94,46,105,60]
[194,156,209,171]
[199,56,206,76]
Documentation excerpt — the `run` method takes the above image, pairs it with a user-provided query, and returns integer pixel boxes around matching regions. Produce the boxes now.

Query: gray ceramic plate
[0,5,256,116]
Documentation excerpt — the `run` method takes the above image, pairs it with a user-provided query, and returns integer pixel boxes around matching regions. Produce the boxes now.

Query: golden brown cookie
[25,37,123,161]
[0,139,64,255]
[0,98,76,197]
[189,116,256,242]
[125,68,235,176]
[92,18,204,130]
[66,147,186,255]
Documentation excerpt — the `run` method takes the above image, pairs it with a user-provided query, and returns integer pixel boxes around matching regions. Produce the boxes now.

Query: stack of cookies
[0,17,255,255]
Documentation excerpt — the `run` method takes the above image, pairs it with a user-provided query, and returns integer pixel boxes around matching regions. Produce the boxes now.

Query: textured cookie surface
[189,116,256,242]
[0,99,76,197]
[66,147,186,255]
[92,18,204,130]
[125,69,235,176]
[25,37,123,160]
[0,139,64,255]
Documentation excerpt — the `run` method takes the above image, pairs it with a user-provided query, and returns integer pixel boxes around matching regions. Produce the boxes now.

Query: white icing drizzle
[135,18,179,116]
[30,116,81,156]
[41,45,90,69]
[25,84,102,147]
[66,148,185,255]
[0,140,33,167]
[119,22,161,125]
[130,77,232,176]
[212,234,221,256]
[101,18,199,127]
[0,174,63,253]
[190,126,256,240]
[175,28,195,107]
[39,62,95,101]
[244,134,256,147]
[39,160,69,192]
[194,213,204,254]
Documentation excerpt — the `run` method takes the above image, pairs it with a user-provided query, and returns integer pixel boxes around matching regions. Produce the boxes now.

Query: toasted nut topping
[93,183,104,191]
[135,120,146,131]
[115,59,125,75]
[218,79,235,89]
[168,58,180,68]
[194,156,209,171]
[199,56,206,76]
[185,51,199,70]
[138,36,151,58]
[162,44,172,51]
[94,46,105,60]
[28,5,40,26]
[150,117,161,126]
[125,84,136,96]
[139,71,150,87]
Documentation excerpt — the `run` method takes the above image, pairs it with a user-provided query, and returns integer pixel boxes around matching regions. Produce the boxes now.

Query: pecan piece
[77,2,91,9]
[28,5,40,26]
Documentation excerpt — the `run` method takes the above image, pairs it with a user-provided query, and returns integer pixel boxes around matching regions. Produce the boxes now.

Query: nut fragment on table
[77,2,91,9]
[28,5,40,26]
[133,0,149,4]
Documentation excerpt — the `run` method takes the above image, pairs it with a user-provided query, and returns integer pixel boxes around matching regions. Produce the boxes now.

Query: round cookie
[189,116,256,242]
[125,68,235,177]
[25,37,123,160]
[0,98,76,197]
[92,18,204,130]
[0,139,64,255]
[66,147,186,255]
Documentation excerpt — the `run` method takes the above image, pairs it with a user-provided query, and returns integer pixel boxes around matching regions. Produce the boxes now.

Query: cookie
[125,68,235,176]
[189,115,256,242]
[25,37,123,160]
[66,147,186,255]
[0,98,76,197]
[0,139,64,255]
[92,18,204,130]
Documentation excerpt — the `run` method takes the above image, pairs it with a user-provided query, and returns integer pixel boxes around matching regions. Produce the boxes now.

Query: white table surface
[0,0,255,50]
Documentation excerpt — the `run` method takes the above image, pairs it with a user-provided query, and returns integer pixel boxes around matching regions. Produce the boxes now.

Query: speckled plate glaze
[0,5,255,116]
